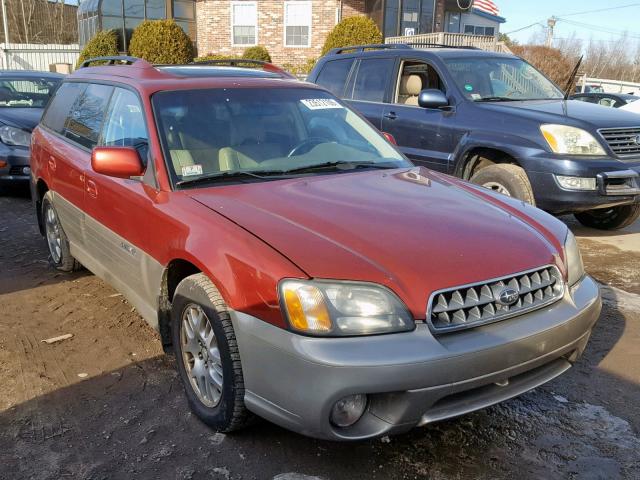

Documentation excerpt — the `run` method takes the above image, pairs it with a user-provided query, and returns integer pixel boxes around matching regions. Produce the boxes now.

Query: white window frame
[230,1,258,47]
[284,1,312,48]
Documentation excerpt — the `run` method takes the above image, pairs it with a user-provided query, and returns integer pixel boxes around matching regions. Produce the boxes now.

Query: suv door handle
[384,112,397,120]
[86,179,98,198]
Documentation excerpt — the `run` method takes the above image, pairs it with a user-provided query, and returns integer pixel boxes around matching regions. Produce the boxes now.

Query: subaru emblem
[496,287,519,306]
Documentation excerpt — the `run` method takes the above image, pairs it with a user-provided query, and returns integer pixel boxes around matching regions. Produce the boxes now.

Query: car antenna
[564,55,583,100]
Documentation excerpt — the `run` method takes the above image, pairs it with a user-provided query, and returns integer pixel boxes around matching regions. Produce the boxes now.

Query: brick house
[194,0,503,68]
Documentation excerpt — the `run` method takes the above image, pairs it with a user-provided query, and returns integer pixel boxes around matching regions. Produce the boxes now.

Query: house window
[284,1,312,47]
[231,1,257,46]
[464,25,496,36]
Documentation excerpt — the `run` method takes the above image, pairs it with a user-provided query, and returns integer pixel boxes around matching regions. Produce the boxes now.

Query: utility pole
[1,0,9,69]
[546,16,557,48]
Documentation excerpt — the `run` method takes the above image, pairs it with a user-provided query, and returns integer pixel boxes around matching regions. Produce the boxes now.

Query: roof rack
[188,59,296,78]
[79,55,145,69]
[327,44,411,55]
[405,43,480,50]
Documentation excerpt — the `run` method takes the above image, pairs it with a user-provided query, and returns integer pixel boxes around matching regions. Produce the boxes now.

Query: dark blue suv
[307,44,640,230]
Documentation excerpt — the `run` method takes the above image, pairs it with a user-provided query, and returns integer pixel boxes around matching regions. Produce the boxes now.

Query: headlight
[563,230,585,286]
[540,124,605,155]
[280,279,415,336]
[0,125,31,147]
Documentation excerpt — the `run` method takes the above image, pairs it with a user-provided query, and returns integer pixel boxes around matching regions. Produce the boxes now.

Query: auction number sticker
[181,164,203,177]
[300,98,343,110]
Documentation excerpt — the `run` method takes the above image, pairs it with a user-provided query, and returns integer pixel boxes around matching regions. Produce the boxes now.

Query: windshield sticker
[464,84,474,92]
[471,93,482,100]
[181,164,203,177]
[300,98,343,110]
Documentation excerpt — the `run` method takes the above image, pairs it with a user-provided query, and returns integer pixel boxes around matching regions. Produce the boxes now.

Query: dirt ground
[1,187,639,480]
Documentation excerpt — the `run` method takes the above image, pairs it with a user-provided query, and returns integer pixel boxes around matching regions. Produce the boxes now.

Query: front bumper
[231,275,601,440]
[0,146,31,184]
[526,155,640,214]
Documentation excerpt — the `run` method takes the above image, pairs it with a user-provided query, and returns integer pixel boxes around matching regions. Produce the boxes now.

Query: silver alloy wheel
[482,181,512,197]
[44,203,63,264]
[180,304,224,407]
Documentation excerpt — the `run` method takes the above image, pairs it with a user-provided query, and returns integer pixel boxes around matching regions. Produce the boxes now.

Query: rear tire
[470,164,536,206]
[574,204,640,230]
[42,192,81,272]
[171,273,253,432]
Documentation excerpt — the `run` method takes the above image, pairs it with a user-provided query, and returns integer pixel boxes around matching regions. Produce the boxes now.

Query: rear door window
[315,59,355,97]
[349,58,394,103]
[65,83,114,149]
[41,82,87,134]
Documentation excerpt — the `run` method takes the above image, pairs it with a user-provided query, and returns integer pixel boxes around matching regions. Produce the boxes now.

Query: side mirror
[418,89,449,109]
[91,146,144,179]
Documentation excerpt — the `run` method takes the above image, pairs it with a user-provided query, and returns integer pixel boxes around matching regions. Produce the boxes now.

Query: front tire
[574,204,640,230]
[42,192,81,272]
[171,273,253,432]
[470,164,536,206]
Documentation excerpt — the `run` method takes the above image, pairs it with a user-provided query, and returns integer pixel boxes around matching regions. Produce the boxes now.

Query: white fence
[0,43,80,72]
[386,32,512,54]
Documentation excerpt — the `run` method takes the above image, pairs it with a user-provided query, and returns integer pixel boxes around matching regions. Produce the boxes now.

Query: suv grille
[9,166,27,176]
[428,266,564,333]
[599,127,640,157]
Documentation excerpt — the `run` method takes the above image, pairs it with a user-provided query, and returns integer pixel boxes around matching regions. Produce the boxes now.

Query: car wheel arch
[35,178,49,236]
[457,147,522,180]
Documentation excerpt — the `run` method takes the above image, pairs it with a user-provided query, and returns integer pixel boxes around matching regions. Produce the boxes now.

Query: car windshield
[152,87,409,186]
[0,77,60,108]
[445,57,564,102]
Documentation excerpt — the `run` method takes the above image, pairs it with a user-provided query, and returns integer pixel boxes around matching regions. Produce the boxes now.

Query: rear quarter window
[41,82,87,134]
[315,59,354,97]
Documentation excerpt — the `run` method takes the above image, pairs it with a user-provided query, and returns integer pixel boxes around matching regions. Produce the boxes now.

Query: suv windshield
[0,77,60,108]
[445,57,564,102]
[152,87,409,186]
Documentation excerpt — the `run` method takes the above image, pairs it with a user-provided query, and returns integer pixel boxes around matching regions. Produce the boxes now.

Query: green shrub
[129,20,195,64]
[242,45,272,62]
[321,16,382,56]
[76,30,119,69]
[194,54,235,62]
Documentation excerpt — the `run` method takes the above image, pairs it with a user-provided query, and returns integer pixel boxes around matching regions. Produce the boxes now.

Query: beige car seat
[398,75,423,106]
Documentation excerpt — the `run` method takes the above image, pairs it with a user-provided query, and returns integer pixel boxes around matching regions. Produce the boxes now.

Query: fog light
[22,166,31,175]
[555,175,597,191]
[330,394,367,428]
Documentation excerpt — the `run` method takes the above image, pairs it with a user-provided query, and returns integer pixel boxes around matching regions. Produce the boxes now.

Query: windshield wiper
[281,161,398,174]
[176,169,290,188]
[474,96,520,102]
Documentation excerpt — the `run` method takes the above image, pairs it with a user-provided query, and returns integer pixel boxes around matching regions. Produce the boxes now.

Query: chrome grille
[599,127,640,157]
[427,266,564,333]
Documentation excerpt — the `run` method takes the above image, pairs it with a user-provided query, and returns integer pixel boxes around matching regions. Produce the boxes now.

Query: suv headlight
[540,124,605,155]
[563,230,585,286]
[0,125,31,147]
[280,279,415,336]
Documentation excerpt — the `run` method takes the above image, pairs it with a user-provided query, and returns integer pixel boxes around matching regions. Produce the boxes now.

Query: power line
[555,2,640,19]
[559,18,640,40]
[504,22,545,35]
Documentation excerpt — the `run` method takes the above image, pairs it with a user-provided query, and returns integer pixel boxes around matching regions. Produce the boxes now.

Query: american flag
[474,0,500,16]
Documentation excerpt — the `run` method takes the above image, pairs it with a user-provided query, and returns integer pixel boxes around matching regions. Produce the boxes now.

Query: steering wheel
[287,137,327,157]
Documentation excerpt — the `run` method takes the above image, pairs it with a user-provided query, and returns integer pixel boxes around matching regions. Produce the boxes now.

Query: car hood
[477,99,640,128]
[0,107,44,131]
[189,168,564,319]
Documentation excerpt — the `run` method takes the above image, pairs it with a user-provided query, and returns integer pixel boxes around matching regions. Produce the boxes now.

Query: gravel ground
[1,187,639,480]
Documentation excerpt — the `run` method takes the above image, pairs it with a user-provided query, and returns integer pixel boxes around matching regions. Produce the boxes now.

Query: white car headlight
[540,124,605,155]
[0,125,31,147]
[280,279,414,336]
[563,230,585,286]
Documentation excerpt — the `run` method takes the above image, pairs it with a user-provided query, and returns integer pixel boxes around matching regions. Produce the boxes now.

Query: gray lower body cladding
[230,275,601,440]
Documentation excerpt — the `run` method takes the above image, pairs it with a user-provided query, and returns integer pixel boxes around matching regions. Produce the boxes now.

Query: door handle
[86,179,98,198]
[384,112,398,120]
[48,156,56,172]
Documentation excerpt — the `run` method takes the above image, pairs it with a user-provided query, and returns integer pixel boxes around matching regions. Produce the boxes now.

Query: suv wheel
[42,192,81,272]
[470,164,536,205]
[171,273,253,432]
[574,204,640,230]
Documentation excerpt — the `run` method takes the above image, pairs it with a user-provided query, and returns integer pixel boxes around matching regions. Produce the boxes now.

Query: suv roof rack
[79,55,145,69]
[327,44,411,55]
[187,58,296,78]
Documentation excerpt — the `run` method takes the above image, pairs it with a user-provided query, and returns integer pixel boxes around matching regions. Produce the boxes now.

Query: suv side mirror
[418,89,449,109]
[91,146,144,179]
